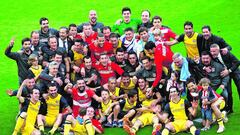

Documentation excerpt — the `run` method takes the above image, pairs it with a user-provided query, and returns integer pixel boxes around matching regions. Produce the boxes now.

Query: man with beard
[30,31,44,56]
[200,25,232,54]
[112,47,127,69]
[198,51,230,106]
[112,7,141,35]
[5,37,33,84]
[37,82,72,135]
[89,33,113,64]
[109,33,122,54]
[118,72,137,94]
[64,78,102,118]
[165,21,203,60]
[77,10,104,33]
[38,17,58,45]
[102,26,112,41]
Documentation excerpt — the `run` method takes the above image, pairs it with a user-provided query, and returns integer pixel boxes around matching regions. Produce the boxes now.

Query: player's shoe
[217,126,225,133]
[152,124,162,135]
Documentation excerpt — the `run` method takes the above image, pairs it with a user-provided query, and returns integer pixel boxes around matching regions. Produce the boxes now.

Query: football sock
[217,118,224,127]
[13,116,25,135]
[190,126,197,135]
[162,128,169,135]
[85,119,95,135]
[63,120,71,135]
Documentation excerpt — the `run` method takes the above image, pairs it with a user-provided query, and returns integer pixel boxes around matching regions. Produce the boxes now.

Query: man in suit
[210,44,240,113]
[58,27,74,53]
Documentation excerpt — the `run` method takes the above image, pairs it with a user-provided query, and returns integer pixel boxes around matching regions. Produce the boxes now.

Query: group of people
[5,6,240,135]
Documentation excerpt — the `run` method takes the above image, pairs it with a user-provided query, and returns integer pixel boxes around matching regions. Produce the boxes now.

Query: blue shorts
[201,108,212,121]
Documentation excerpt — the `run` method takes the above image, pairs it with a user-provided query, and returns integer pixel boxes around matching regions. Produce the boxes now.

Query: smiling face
[201,54,211,66]
[139,31,149,42]
[138,78,146,90]
[31,89,40,102]
[48,85,58,97]
[101,90,110,101]
[122,10,131,23]
[202,28,211,40]
[41,20,49,33]
[184,25,193,37]
[89,10,97,24]
[141,11,150,24]
[31,32,39,46]
[152,19,162,28]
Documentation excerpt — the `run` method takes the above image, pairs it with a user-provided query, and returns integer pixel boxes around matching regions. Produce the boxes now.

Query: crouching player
[12,80,42,135]
[124,88,162,135]
[64,106,103,135]
[99,89,121,127]
[161,86,200,135]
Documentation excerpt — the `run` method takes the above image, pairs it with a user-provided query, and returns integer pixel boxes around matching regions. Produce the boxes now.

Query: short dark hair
[141,56,151,63]
[152,16,162,23]
[201,51,211,57]
[122,7,131,14]
[101,89,110,94]
[83,56,91,62]
[48,81,57,88]
[30,31,39,37]
[74,39,84,44]
[109,33,119,39]
[116,47,124,53]
[144,41,155,50]
[48,35,57,43]
[39,17,48,25]
[138,27,148,34]
[184,21,193,28]
[97,33,104,38]
[124,27,134,33]
[202,25,211,31]
[69,23,77,29]
[102,26,111,32]
[186,77,196,85]
[22,37,31,45]
[122,72,130,77]
[127,89,137,98]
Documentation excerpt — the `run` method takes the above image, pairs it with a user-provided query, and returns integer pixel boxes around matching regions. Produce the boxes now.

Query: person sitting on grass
[64,106,104,135]
[123,88,162,135]
[99,89,121,128]
[12,79,42,135]
[160,86,200,135]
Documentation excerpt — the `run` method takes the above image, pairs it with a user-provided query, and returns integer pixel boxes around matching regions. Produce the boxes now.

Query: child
[28,53,42,81]
[99,89,120,127]
[166,71,185,97]
[198,78,215,131]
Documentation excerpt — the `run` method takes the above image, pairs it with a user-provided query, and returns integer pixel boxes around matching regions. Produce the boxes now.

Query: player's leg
[186,120,200,135]
[37,114,46,132]
[12,112,27,135]
[64,114,76,135]
[161,122,175,135]
[211,100,225,133]
[152,115,162,135]
[49,113,63,134]
[31,129,41,135]
[113,104,120,127]
[83,115,95,135]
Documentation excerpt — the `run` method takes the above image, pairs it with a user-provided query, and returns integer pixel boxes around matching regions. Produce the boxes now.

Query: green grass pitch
[0,0,239,134]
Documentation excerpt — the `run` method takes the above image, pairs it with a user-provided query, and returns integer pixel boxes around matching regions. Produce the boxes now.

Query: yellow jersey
[120,78,136,94]
[122,98,137,112]
[137,87,146,102]
[100,99,113,115]
[165,98,189,120]
[183,32,200,59]
[29,65,43,77]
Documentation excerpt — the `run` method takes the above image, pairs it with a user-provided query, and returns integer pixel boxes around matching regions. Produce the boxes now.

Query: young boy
[99,89,120,127]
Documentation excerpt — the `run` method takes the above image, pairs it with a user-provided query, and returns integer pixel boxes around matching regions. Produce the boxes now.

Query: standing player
[144,41,173,89]
[12,79,42,135]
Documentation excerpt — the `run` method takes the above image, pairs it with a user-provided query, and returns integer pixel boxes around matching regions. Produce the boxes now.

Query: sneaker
[118,121,123,128]
[112,121,118,127]
[201,127,210,131]
[195,129,201,135]
[123,125,135,135]
[222,111,228,123]
[104,122,113,128]
[217,126,225,133]
[152,124,162,135]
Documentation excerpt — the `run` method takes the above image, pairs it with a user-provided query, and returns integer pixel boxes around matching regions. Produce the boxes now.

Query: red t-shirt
[94,62,124,85]
[89,42,114,63]
[153,43,173,88]
[72,88,95,117]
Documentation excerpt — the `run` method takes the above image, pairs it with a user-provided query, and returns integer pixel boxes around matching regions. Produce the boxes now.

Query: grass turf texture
[0,0,239,134]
